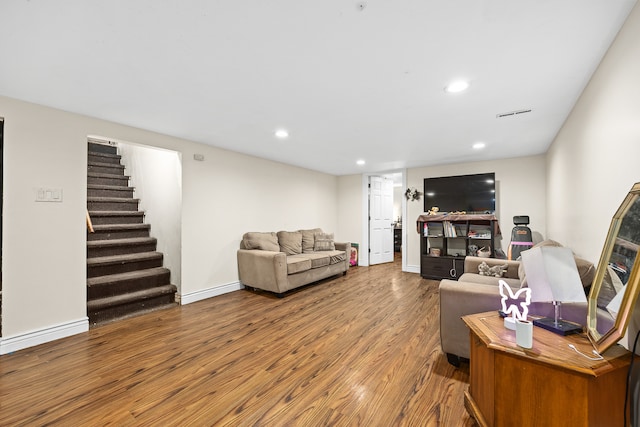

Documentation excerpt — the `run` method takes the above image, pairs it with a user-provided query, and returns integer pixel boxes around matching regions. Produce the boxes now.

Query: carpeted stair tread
[88,151,121,160]
[87,184,134,191]
[89,210,143,217]
[87,236,156,249]
[87,267,170,286]
[87,251,163,267]
[87,171,130,180]
[87,284,177,310]
[91,223,150,231]
[88,142,117,155]
[88,160,125,169]
[88,196,140,203]
[90,303,178,327]
[87,211,145,226]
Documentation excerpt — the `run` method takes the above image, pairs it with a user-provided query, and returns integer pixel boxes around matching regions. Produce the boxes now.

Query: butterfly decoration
[499,280,531,322]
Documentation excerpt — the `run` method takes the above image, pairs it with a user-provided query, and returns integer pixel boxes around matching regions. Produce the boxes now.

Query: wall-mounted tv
[423,172,496,214]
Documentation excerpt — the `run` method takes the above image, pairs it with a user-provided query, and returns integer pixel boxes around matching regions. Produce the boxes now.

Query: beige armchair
[439,257,521,366]
[440,244,597,367]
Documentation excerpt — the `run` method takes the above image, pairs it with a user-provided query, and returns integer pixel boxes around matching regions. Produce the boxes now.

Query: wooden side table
[462,311,632,427]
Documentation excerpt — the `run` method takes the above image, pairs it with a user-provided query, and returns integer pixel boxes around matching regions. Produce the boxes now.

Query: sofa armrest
[334,242,351,270]
[334,242,350,251]
[237,249,288,293]
[439,279,503,360]
[464,256,520,279]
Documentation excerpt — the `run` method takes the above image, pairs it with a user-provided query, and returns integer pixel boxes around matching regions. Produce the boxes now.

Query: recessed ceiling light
[275,129,289,139]
[356,159,365,166]
[473,142,486,150]
[444,80,470,93]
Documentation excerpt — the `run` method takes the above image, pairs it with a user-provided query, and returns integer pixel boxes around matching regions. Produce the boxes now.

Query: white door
[369,176,395,265]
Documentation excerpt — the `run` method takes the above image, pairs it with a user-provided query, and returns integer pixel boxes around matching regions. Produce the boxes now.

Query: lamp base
[533,317,583,335]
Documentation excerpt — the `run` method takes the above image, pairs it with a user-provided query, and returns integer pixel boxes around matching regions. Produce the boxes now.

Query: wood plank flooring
[0,257,475,426]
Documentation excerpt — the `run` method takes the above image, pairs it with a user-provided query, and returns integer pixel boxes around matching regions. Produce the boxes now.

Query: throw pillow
[242,232,280,252]
[300,228,322,253]
[277,231,303,255]
[314,232,335,251]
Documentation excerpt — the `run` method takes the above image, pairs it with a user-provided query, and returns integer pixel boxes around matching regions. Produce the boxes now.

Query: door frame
[360,169,407,270]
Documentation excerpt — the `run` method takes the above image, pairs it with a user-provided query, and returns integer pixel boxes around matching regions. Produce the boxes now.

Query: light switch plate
[35,187,63,202]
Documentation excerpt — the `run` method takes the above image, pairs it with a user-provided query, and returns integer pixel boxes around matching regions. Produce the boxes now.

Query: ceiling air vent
[496,109,532,118]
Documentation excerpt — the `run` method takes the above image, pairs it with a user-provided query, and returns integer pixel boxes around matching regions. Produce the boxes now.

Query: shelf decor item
[499,280,531,330]
[515,319,533,348]
[477,246,491,258]
[404,187,422,201]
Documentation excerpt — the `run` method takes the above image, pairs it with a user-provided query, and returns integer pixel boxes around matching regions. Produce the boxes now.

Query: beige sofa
[439,241,600,366]
[237,229,351,297]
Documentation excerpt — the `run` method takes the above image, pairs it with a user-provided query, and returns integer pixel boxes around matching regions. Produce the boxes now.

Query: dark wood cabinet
[394,228,402,252]
[420,255,464,280]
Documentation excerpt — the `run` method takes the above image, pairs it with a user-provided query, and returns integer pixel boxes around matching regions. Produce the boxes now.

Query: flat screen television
[423,172,495,214]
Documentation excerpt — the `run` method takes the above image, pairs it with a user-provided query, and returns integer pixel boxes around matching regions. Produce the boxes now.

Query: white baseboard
[405,265,420,274]
[0,318,89,355]
[181,281,242,305]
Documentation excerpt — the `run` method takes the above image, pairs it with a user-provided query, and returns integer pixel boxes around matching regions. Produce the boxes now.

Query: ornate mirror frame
[587,182,640,353]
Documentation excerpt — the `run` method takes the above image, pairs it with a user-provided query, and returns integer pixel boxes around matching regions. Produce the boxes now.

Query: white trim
[360,174,370,266]
[0,318,89,355]
[399,169,408,272]
[181,281,242,305]
[361,169,407,268]
[405,265,420,274]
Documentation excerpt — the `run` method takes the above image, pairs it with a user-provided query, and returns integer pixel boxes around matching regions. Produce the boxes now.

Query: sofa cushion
[242,232,280,252]
[326,250,346,265]
[277,231,302,255]
[459,273,521,288]
[314,232,335,251]
[300,228,322,253]
[300,252,331,268]
[286,255,312,274]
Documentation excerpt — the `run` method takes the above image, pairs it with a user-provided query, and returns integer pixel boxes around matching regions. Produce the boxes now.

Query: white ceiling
[0,1,636,176]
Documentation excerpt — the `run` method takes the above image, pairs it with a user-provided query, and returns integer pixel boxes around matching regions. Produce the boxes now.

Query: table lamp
[521,246,587,335]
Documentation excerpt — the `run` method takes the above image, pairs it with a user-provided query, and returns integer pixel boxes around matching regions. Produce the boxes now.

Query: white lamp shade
[521,246,587,303]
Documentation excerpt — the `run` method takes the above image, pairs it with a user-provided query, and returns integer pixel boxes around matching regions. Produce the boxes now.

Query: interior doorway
[362,170,406,270]
[369,176,394,265]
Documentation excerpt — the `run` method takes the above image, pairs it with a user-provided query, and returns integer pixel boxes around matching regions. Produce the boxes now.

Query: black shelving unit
[417,214,499,280]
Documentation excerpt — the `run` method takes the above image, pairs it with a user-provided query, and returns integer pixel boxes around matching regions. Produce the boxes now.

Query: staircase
[87,142,177,326]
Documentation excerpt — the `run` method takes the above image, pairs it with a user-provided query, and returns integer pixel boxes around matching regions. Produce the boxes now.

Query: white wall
[405,155,547,271]
[337,174,363,249]
[116,141,182,292]
[0,95,339,346]
[546,3,640,351]
[546,2,640,263]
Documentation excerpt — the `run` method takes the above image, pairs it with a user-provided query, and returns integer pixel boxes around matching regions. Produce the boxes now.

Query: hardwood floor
[0,257,475,426]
